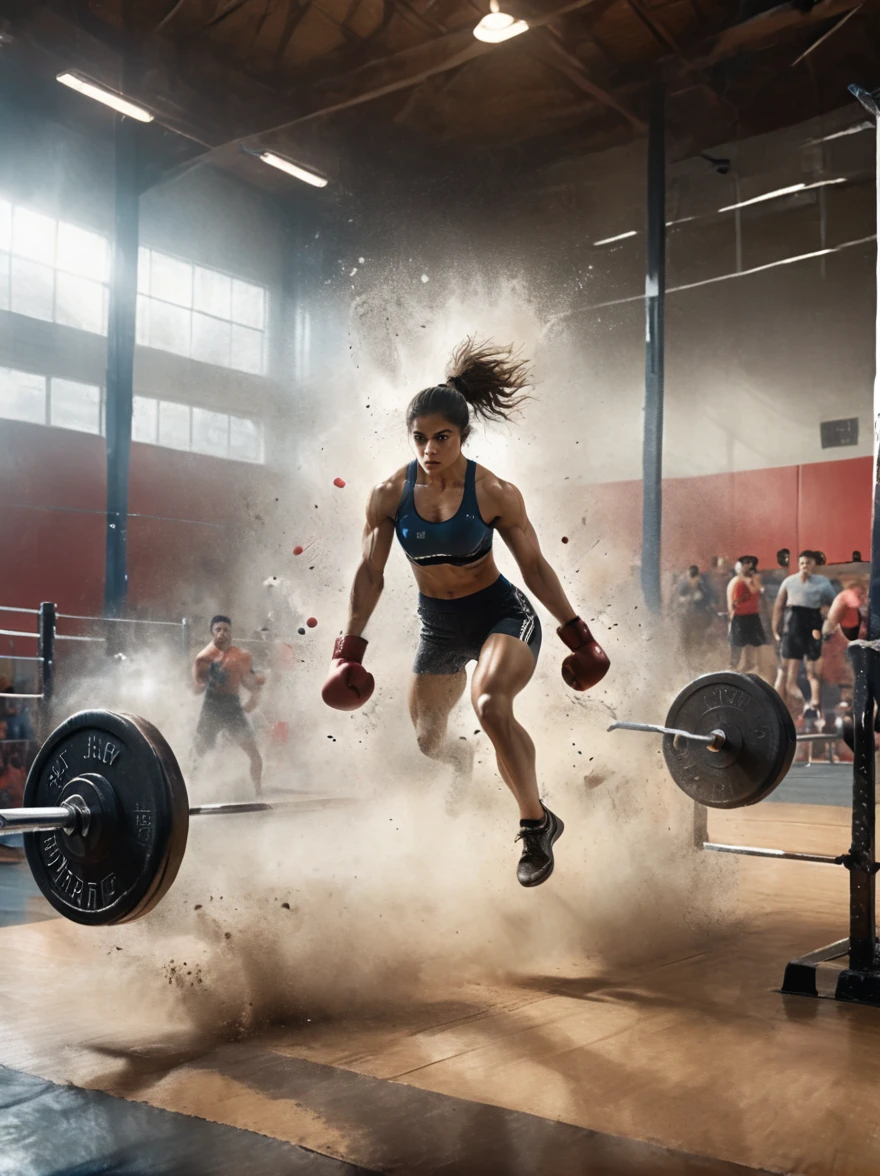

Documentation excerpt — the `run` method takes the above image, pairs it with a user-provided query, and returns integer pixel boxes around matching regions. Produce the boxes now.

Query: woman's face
[409,414,462,475]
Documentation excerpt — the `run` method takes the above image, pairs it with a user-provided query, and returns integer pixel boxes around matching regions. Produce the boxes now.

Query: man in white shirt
[772,550,836,719]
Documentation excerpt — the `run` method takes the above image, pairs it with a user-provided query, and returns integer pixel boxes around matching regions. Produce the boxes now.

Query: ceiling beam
[687,0,861,68]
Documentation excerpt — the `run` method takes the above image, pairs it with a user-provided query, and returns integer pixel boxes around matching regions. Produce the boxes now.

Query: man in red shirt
[728,556,766,673]
[193,615,266,796]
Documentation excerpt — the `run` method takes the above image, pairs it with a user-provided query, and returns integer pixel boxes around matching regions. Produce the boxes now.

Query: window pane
[55,272,106,335]
[230,324,263,374]
[137,247,150,295]
[0,201,10,251]
[194,267,231,319]
[229,415,263,463]
[192,407,229,457]
[136,294,150,345]
[56,221,108,281]
[158,400,190,451]
[10,257,54,321]
[50,378,100,434]
[144,298,190,356]
[192,312,231,367]
[0,368,45,424]
[231,279,265,329]
[12,207,56,265]
[0,252,9,312]
[132,395,158,444]
[149,250,192,307]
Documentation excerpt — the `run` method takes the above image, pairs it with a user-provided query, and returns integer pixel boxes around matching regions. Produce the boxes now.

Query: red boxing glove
[322,635,375,711]
[557,617,610,691]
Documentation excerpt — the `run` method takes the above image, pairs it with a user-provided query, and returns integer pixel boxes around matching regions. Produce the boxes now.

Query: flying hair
[406,337,533,443]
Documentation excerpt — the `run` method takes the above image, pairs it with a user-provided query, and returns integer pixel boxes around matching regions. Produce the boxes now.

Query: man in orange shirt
[193,615,266,796]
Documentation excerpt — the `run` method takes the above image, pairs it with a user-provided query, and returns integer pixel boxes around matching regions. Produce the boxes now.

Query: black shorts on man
[194,691,253,754]
[729,613,766,648]
[780,605,823,662]
[413,575,541,675]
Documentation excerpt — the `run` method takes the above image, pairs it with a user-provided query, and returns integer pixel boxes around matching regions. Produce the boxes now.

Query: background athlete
[321,339,609,888]
[193,615,266,796]
[772,551,835,720]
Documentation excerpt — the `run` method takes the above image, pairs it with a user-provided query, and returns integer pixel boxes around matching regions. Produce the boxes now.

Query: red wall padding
[0,419,872,626]
[0,420,271,627]
[582,457,869,571]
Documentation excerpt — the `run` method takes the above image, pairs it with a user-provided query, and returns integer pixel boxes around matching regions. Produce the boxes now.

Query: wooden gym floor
[0,773,875,1175]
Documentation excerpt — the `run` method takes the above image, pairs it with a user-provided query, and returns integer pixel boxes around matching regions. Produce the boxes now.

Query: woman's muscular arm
[493,480,576,625]
[345,478,398,637]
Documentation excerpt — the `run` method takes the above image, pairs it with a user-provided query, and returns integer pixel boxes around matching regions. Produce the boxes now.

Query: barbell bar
[0,671,859,928]
[0,708,359,927]
[0,796,292,836]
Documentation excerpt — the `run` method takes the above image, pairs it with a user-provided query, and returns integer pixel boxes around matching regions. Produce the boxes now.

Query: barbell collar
[608,721,726,751]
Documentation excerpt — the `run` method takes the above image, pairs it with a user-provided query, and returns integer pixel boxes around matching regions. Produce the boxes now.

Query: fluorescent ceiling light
[56,72,153,121]
[593,230,638,246]
[807,121,872,144]
[718,177,845,212]
[259,152,328,188]
[474,0,528,43]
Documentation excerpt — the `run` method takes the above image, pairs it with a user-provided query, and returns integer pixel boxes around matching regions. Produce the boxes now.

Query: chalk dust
[12,264,740,1083]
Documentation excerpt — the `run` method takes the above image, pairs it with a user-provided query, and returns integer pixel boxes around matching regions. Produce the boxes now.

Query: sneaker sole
[518,815,565,888]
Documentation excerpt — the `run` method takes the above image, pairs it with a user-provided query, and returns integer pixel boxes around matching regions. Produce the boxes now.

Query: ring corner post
[37,601,56,739]
[642,73,666,615]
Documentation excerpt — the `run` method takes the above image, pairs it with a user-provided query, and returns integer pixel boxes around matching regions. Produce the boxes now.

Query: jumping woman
[322,341,609,887]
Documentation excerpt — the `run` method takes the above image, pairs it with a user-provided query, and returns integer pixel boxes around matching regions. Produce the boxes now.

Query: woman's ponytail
[406,338,532,442]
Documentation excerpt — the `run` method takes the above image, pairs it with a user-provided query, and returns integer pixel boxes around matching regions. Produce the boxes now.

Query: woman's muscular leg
[470,633,542,820]
[409,671,473,776]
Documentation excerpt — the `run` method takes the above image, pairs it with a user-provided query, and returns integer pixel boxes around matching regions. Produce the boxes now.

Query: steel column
[103,113,141,618]
[641,76,666,614]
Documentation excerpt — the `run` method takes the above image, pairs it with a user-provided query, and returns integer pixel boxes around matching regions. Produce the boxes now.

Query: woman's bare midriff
[411,551,502,600]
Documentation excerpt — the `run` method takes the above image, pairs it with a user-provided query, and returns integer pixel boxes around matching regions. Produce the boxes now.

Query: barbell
[609,670,850,808]
[0,672,855,927]
[0,709,352,926]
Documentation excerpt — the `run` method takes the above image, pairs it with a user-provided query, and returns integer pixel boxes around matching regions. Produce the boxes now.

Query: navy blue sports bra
[395,459,494,568]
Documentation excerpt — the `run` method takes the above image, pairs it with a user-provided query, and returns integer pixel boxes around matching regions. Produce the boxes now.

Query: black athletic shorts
[729,613,766,648]
[194,692,253,753]
[413,575,542,675]
[781,605,823,662]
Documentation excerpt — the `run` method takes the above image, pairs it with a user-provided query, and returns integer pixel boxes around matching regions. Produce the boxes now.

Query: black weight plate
[23,710,189,926]
[662,672,797,809]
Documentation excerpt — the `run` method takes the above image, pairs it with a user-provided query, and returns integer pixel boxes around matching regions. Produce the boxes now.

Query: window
[159,399,191,451]
[137,247,267,374]
[49,378,101,434]
[0,366,261,459]
[0,367,47,424]
[0,198,109,335]
[0,369,102,435]
[133,393,263,462]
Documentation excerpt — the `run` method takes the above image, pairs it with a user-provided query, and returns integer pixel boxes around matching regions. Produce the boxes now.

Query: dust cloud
[24,260,739,1068]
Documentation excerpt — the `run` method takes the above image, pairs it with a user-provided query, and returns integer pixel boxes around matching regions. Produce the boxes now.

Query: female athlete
[322,340,609,887]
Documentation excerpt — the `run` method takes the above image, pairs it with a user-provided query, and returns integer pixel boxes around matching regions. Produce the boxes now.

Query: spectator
[0,716,24,864]
[772,550,836,719]
[707,556,733,606]
[824,579,868,643]
[729,556,766,672]
[2,689,35,744]
[676,564,716,657]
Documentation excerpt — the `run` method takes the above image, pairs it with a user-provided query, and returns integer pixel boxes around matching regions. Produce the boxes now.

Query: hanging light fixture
[473,0,529,43]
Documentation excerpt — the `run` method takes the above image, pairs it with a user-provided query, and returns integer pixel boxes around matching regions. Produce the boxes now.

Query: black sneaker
[515,806,564,887]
